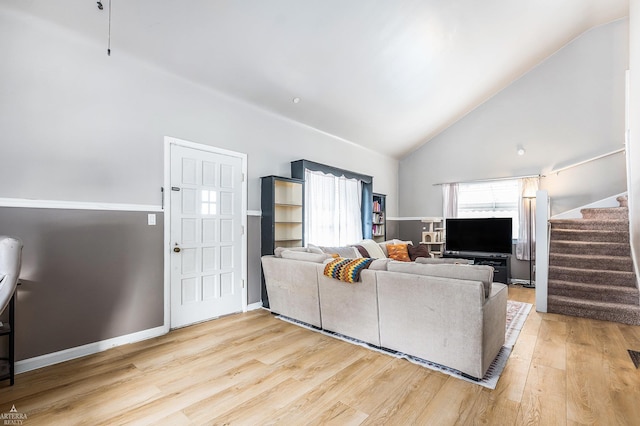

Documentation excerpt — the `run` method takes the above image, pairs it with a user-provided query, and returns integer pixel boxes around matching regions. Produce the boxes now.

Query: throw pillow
[386,243,411,262]
[352,244,371,258]
[358,239,387,258]
[377,239,413,257]
[407,243,430,261]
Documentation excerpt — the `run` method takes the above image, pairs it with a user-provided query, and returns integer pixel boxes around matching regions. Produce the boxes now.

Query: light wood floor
[1,286,640,425]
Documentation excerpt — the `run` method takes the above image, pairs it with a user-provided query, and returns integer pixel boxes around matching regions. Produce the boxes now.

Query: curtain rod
[432,174,541,186]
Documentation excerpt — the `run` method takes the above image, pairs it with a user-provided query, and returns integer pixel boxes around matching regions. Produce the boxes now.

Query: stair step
[581,206,629,220]
[549,240,630,257]
[548,280,640,304]
[548,265,637,287]
[549,219,629,232]
[550,228,629,243]
[548,253,634,272]
[548,295,640,325]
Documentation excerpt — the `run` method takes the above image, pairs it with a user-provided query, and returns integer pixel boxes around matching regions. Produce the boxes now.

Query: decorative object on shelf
[372,193,386,243]
[421,217,444,257]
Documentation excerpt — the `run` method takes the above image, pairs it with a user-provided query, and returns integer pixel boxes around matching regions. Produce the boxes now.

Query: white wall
[399,19,628,217]
[629,0,640,276]
[0,7,398,214]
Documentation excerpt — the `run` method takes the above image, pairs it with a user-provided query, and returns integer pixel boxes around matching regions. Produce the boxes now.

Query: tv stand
[443,252,511,285]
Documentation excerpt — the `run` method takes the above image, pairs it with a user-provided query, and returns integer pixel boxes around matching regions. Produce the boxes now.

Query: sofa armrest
[261,256,322,327]
[481,283,508,373]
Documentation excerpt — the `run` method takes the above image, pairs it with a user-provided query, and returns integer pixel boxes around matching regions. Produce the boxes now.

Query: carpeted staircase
[547,196,640,325]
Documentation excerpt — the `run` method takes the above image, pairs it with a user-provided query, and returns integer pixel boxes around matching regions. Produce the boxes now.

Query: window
[200,190,217,215]
[304,169,363,246]
[457,179,519,238]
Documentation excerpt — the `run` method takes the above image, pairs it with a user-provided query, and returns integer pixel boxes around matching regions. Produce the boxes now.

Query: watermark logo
[1,405,27,425]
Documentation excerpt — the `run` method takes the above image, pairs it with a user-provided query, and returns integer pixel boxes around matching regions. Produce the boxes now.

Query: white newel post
[535,190,549,312]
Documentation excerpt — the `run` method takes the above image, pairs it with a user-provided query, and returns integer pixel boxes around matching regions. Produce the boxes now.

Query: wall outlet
[148,214,156,226]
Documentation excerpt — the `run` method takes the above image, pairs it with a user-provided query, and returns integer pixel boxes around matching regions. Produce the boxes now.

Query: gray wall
[0,6,398,213]
[0,4,398,359]
[399,19,629,217]
[0,207,164,360]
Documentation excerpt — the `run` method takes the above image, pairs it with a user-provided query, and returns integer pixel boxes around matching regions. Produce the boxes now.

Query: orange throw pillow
[386,243,410,262]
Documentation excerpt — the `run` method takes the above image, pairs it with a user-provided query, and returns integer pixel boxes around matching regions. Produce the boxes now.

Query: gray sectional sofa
[261,251,508,379]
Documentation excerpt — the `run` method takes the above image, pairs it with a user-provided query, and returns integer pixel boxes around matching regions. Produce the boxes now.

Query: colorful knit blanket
[323,257,374,283]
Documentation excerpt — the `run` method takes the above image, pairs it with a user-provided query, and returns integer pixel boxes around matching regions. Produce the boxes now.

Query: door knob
[173,247,181,253]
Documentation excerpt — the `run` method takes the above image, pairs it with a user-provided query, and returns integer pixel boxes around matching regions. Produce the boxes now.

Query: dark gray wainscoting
[397,220,425,243]
[0,207,164,361]
[247,215,262,305]
[386,220,400,240]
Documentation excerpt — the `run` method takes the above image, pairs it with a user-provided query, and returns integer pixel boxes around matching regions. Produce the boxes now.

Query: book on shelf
[373,224,385,234]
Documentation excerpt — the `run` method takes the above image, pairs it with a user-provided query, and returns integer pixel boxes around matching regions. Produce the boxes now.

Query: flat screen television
[445,218,513,255]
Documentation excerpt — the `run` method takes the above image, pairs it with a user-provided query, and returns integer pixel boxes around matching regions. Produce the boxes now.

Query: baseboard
[246,301,263,311]
[15,324,168,374]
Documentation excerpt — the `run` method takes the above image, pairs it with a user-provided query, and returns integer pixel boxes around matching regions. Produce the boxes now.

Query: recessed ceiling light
[517,147,526,156]
[292,97,301,104]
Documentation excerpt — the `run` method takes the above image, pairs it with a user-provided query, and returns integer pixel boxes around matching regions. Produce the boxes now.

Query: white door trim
[163,136,248,331]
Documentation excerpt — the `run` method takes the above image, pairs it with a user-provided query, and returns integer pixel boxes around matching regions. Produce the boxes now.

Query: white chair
[0,236,22,315]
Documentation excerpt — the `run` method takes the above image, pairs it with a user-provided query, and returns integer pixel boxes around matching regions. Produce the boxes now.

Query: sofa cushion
[307,245,325,255]
[407,243,430,261]
[274,246,308,258]
[387,262,493,297]
[386,243,411,262]
[308,244,361,258]
[280,250,332,263]
[358,239,386,259]
[368,258,390,271]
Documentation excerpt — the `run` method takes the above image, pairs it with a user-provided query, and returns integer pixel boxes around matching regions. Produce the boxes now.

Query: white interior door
[170,144,244,328]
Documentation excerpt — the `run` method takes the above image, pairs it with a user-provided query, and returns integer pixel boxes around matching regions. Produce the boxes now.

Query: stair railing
[546,148,625,176]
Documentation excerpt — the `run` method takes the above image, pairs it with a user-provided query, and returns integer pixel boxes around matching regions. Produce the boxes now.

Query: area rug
[277,300,532,389]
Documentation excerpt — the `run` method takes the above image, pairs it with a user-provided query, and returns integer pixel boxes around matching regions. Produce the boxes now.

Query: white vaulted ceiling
[4,0,629,158]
